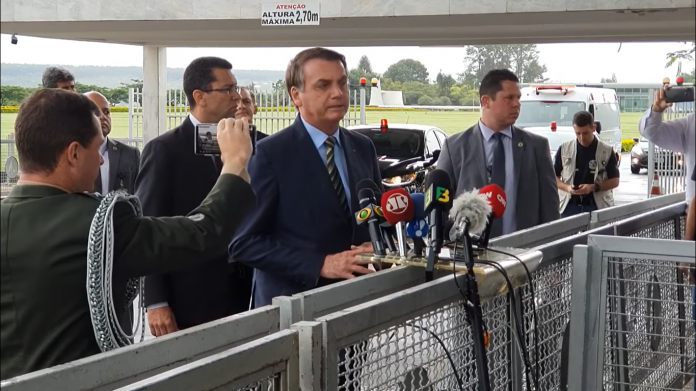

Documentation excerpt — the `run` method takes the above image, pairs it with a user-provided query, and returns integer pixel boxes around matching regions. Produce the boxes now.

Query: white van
[517,84,623,165]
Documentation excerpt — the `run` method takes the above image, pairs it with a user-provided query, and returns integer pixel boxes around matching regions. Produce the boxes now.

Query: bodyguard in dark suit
[437,69,560,237]
[229,47,381,308]
[84,91,140,194]
[0,89,255,379]
[135,57,253,337]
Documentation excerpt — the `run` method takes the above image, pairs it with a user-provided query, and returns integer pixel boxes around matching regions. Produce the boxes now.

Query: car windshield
[517,101,586,128]
[353,128,424,159]
[541,131,577,153]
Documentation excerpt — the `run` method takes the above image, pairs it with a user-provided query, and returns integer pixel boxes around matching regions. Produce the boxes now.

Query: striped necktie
[325,136,350,215]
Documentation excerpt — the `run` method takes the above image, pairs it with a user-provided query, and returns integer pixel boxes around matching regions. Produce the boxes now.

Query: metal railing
[568,235,695,391]
[127,88,365,138]
[0,193,688,390]
[0,306,280,391]
[113,330,299,391]
[294,248,544,390]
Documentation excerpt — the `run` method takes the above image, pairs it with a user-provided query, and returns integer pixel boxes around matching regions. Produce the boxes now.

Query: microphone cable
[450,243,539,391]
[481,247,540,390]
[384,323,465,391]
[87,190,146,352]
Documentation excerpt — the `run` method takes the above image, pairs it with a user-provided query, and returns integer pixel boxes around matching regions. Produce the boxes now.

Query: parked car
[630,136,684,174]
[347,122,446,192]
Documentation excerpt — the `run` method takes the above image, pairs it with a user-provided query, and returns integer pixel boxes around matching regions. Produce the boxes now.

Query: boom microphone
[448,189,492,241]
[423,169,453,281]
[381,188,414,257]
[355,187,386,256]
[476,184,507,248]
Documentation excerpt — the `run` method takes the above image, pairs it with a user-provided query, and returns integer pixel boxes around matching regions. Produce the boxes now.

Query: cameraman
[639,85,695,202]
[0,88,255,379]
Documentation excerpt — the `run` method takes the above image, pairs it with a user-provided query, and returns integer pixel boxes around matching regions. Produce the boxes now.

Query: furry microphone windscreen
[449,189,492,237]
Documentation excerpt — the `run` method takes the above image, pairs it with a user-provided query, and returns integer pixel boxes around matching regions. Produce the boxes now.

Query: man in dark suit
[84,91,140,194]
[1,88,255,379]
[135,56,252,338]
[229,47,381,308]
[437,69,560,237]
[237,86,268,142]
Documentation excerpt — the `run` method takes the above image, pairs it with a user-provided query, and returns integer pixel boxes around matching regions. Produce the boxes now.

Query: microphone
[423,169,453,281]
[356,179,397,254]
[381,188,414,257]
[448,189,492,242]
[404,193,428,257]
[355,187,387,256]
[475,184,507,248]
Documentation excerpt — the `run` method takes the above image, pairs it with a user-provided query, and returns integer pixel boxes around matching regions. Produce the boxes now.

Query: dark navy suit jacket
[229,116,383,307]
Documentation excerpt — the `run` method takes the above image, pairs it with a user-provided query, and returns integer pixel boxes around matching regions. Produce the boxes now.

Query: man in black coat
[135,56,252,337]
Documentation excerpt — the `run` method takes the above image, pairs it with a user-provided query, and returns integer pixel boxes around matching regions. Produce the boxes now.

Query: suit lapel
[471,124,489,186]
[339,129,359,214]
[511,127,525,217]
[107,139,122,191]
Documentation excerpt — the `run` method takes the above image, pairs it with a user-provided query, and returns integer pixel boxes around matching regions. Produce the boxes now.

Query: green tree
[435,72,456,97]
[0,86,35,106]
[601,73,618,83]
[461,44,548,86]
[665,42,695,68]
[357,55,374,74]
[383,59,429,84]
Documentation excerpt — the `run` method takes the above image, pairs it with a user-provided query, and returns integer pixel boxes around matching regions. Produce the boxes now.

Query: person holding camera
[0,88,255,379]
[135,56,254,338]
[555,111,620,218]
[639,85,695,203]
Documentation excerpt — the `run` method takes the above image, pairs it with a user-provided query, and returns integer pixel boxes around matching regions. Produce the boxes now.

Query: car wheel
[631,165,641,174]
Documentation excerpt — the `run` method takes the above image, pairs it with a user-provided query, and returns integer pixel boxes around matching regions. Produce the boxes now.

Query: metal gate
[646,88,695,197]
[127,87,366,139]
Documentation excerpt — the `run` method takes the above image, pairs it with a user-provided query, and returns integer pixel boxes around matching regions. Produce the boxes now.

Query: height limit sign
[261,3,321,26]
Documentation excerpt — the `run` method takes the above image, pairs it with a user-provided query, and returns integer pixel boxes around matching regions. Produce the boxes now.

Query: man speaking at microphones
[229,47,384,309]
[437,69,559,238]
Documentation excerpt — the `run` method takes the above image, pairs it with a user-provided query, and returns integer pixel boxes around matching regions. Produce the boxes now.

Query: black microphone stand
[458,223,492,391]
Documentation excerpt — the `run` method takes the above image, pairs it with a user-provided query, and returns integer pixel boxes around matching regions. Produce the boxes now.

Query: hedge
[1,105,455,114]
[621,139,637,153]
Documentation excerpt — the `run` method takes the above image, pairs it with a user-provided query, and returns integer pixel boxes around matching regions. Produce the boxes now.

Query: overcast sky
[1,34,693,84]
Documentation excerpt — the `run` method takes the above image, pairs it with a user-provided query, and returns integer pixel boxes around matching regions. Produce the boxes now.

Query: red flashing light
[677,76,684,86]
[532,85,573,96]
[380,119,388,132]
[359,77,367,86]
[590,94,594,101]
[550,121,557,132]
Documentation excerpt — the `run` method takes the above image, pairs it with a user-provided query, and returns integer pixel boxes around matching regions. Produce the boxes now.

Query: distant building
[520,82,694,113]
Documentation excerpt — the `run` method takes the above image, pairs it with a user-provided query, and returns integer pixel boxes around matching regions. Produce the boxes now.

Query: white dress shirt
[99,137,110,193]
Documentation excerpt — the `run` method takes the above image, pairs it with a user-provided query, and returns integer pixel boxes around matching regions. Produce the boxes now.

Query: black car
[630,136,684,174]
[347,123,447,191]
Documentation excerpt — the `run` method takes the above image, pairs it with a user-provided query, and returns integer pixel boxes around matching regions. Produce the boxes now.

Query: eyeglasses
[201,85,240,96]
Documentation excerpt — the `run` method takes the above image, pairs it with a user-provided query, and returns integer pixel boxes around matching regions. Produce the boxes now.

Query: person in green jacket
[0,88,256,380]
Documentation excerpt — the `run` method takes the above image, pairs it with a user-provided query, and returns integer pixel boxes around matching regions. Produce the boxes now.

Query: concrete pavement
[615,152,650,206]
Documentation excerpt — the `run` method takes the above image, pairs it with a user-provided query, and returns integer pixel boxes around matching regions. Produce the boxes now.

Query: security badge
[589,160,598,173]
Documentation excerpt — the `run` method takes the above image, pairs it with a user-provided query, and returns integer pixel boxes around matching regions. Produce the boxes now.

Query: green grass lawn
[0,111,644,140]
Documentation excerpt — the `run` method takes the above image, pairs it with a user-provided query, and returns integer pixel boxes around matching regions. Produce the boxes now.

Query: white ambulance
[517,84,623,165]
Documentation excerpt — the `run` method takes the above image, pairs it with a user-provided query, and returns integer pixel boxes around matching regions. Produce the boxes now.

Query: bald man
[84,91,141,194]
